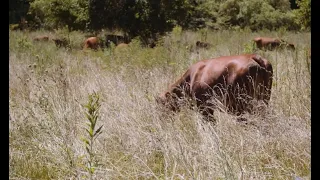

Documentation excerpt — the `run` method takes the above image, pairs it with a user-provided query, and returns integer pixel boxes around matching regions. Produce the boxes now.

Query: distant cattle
[105,34,131,47]
[114,43,129,54]
[196,41,212,50]
[253,37,295,51]
[83,37,100,50]
[33,36,49,42]
[156,54,273,117]
[52,37,69,48]
[116,43,129,48]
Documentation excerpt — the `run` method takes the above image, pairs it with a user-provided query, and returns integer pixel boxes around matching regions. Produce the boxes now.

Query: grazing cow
[105,34,130,47]
[253,37,295,51]
[196,41,212,50]
[52,37,69,48]
[33,36,49,42]
[156,54,273,117]
[83,37,100,50]
[116,43,129,48]
[114,43,129,54]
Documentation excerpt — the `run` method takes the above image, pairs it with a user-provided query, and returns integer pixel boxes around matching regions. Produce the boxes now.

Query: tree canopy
[9,0,311,38]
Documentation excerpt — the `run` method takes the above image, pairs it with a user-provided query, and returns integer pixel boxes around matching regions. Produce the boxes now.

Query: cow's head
[155,92,180,111]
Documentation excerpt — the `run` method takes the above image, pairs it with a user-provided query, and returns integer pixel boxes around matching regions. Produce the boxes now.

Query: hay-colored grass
[9,29,310,179]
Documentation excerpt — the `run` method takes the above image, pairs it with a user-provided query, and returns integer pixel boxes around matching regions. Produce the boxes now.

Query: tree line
[9,0,310,39]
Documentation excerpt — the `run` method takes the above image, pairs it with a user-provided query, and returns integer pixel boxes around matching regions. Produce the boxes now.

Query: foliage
[293,0,311,30]
[28,0,89,30]
[17,36,33,50]
[217,0,299,31]
[268,0,291,12]
[243,40,257,54]
[217,0,240,28]
[11,0,310,36]
[9,0,30,24]
[88,0,196,40]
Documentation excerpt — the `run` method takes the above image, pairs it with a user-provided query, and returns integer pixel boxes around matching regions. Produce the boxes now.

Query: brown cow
[253,37,295,51]
[83,37,100,50]
[33,36,49,42]
[116,43,129,49]
[116,43,129,48]
[52,37,69,48]
[156,54,273,117]
[114,43,129,54]
[196,41,212,50]
[105,34,131,47]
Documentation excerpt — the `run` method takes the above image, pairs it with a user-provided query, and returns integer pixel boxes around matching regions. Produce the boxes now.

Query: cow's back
[114,43,129,54]
[34,36,49,42]
[106,34,130,47]
[189,55,258,89]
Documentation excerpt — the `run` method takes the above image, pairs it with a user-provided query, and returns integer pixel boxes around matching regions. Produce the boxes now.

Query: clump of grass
[17,36,33,50]
[243,40,257,54]
[277,27,288,38]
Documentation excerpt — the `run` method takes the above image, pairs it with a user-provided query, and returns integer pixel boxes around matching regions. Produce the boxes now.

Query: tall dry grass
[9,28,310,179]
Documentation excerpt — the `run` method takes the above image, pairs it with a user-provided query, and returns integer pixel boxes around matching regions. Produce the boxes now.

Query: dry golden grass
[9,28,310,179]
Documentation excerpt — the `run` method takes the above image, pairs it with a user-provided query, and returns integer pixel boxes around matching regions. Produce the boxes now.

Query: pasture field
[9,29,310,179]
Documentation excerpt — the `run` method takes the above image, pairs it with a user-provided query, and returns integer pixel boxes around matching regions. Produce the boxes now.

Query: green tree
[88,0,200,40]
[217,0,240,28]
[28,0,89,30]
[216,0,298,31]
[268,0,291,12]
[293,0,310,30]
[191,0,219,30]
[289,0,298,9]
[9,0,30,24]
